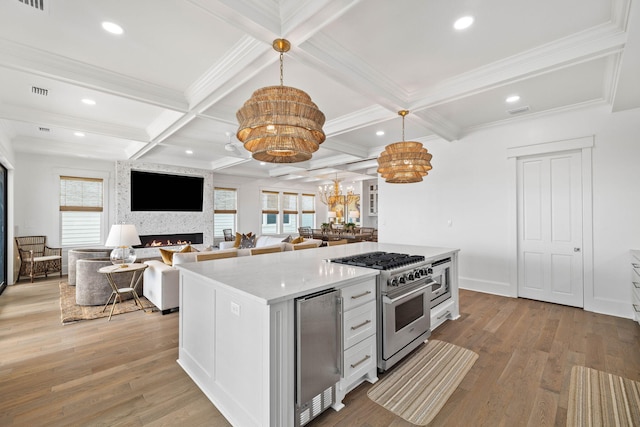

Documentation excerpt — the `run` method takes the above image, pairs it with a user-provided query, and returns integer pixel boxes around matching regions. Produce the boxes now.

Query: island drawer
[343,300,376,349]
[341,279,376,311]
[342,335,376,387]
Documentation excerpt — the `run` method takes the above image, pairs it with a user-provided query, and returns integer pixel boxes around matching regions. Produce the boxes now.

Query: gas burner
[331,251,426,271]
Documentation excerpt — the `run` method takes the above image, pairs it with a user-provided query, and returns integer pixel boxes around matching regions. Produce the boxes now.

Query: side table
[99,263,148,321]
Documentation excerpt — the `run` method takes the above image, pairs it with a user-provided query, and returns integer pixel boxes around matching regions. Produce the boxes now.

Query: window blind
[214,187,237,213]
[282,192,298,215]
[59,176,103,212]
[301,193,315,214]
[261,191,279,214]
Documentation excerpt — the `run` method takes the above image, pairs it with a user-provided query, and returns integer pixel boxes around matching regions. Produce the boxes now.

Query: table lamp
[328,211,336,223]
[349,210,360,223]
[105,224,141,267]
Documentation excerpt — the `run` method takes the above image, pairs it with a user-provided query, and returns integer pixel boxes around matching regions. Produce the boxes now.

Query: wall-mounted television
[130,170,204,212]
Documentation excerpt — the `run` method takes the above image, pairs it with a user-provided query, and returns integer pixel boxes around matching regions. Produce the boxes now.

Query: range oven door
[381,278,434,362]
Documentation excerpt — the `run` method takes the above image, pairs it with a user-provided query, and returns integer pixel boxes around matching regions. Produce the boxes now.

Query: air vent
[18,0,45,11]
[507,106,530,115]
[38,127,50,132]
[32,86,48,96]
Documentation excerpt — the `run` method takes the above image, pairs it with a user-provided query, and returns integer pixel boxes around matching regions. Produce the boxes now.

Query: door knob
[574,247,581,252]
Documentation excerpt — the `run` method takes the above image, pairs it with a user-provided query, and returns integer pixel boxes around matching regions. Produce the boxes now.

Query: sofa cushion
[256,235,286,247]
[159,245,197,266]
[283,238,323,251]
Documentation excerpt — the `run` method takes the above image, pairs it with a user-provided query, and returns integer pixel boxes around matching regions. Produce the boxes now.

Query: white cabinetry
[334,280,378,410]
[631,250,640,325]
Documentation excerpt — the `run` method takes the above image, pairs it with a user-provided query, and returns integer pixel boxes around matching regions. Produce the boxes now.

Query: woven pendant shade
[236,40,326,163]
[377,111,432,183]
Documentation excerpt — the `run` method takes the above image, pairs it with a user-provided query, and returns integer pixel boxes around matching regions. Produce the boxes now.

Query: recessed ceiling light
[185,150,193,155]
[102,21,124,35]
[506,95,521,103]
[81,98,96,106]
[74,132,85,137]
[376,131,385,136]
[454,16,474,30]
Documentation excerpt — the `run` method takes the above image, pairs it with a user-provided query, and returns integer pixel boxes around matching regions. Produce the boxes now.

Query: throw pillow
[159,248,175,266]
[282,235,293,243]
[239,234,257,249]
[234,232,253,248]
[180,244,199,253]
[291,236,305,244]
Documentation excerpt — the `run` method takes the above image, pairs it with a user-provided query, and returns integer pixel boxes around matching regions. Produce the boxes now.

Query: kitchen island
[176,242,459,427]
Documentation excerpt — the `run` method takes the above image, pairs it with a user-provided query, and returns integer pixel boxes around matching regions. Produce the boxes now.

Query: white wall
[212,173,325,235]
[0,127,16,284]
[379,105,640,319]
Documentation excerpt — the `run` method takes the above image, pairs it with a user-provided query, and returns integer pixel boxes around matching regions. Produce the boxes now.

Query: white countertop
[176,242,458,305]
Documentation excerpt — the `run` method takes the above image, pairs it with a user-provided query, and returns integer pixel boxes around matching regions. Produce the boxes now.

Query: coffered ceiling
[0,0,638,185]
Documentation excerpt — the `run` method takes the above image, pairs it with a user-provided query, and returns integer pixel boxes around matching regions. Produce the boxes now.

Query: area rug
[367,339,478,425]
[567,366,640,427]
[58,281,154,324]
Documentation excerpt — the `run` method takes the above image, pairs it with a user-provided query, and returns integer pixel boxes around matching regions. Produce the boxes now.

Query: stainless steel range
[332,251,451,371]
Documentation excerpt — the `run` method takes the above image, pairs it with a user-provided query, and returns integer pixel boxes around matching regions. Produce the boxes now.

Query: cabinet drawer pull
[634,282,640,289]
[633,263,640,269]
[351,319,372,330]
[634,304,640,313]
[350,354,371,369]
[351,291,372,300]
[437,311,451,320]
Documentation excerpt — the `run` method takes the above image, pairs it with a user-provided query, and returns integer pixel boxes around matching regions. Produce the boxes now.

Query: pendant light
[377,110,432,183]
[236,39,326,163]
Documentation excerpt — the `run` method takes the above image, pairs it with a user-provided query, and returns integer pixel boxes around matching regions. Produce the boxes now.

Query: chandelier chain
[279,52,284,86]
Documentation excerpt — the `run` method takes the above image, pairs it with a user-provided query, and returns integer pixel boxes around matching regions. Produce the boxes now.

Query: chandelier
[236,39,326,163]
[318,176,359,206]
[377,110,432,183]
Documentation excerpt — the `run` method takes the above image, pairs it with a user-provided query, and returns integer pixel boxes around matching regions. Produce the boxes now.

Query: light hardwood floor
[1,277,638,426]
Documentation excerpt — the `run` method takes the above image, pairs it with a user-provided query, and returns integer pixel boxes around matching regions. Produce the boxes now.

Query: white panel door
[517,151,583,307]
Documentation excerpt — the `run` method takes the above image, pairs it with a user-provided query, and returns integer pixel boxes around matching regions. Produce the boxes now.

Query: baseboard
[459,276,515,297]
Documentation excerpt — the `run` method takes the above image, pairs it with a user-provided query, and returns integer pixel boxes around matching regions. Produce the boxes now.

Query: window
[301,194,315,228]
[282,192,298,234]
[59,176,103,246]
[261,191,279,234]
[214,188,237,238]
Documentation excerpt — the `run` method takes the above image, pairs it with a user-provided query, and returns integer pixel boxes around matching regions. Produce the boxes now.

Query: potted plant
[321,222,331,232]
[344,222,356,233]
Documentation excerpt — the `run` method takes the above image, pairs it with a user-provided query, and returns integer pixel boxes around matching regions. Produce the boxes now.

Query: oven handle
[383,280,436,305]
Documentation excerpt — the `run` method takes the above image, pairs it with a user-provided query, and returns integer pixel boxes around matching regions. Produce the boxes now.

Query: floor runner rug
[567,365,640,427]
[58,281,154,324]
[367,339,478,425]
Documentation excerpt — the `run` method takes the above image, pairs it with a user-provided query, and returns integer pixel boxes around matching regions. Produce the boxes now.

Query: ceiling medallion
[377,110,432,183]
[236,39,326,163]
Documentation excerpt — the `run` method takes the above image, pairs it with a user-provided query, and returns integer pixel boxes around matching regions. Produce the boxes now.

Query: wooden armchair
[15,236,62,283]
[222,229,234,242]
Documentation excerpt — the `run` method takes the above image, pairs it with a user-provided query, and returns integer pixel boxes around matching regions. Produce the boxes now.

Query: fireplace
[136,233,204,248]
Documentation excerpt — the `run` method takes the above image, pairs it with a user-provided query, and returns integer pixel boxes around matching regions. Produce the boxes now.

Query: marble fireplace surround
[115,161,214,256]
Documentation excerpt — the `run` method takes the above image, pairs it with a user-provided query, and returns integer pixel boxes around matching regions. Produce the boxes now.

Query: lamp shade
[349,210,360,219]
[328,211,337,218]
[105,224,141,247]
[105,224,140,266]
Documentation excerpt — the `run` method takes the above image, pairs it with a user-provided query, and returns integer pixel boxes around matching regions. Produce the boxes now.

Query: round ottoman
[75,258,138,306]
[68,248,111,286]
